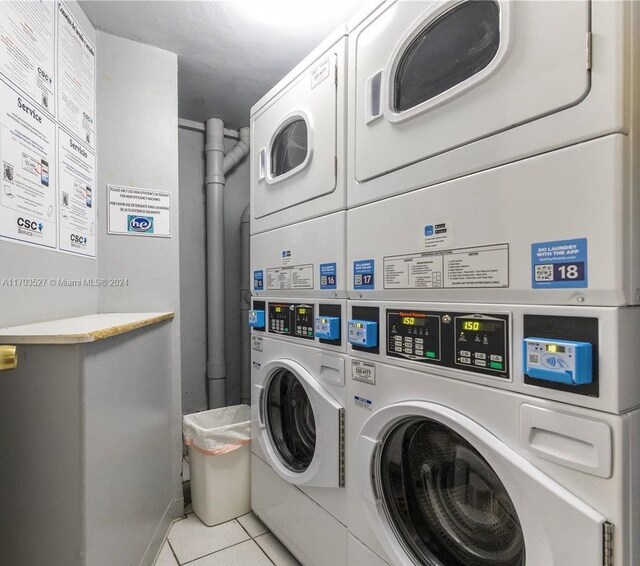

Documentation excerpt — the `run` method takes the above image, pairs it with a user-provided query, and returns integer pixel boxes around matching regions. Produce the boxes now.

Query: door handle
[0,345,18,372]
[365,70,384,125]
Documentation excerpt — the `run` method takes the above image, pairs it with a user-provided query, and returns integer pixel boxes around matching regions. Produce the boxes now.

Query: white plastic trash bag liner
[183,405,251,456]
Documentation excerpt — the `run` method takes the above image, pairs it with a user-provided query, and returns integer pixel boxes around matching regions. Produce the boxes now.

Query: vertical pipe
[205,117,227,408]
[240,204,251,405]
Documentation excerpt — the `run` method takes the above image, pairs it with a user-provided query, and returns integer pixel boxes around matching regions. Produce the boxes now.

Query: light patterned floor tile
[154,541,178,566]
[237,512,269,538]
[255,533,301,566]
[188,540,273,565]
[167,515,249,564]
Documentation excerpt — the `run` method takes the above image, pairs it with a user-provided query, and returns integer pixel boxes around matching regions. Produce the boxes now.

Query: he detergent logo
[128,215,154,234]
[17,217,43,238]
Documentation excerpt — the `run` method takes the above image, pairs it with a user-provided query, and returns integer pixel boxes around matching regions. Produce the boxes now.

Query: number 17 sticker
[354,259,375,290]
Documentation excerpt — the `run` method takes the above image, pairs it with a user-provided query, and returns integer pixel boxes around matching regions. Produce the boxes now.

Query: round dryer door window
[265,368,316,472]
[378,418,525,566]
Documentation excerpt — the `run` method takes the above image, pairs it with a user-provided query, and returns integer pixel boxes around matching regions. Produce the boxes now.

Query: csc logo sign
[70,234,87,244]
[17,217,42,232]
[127,215,154,234]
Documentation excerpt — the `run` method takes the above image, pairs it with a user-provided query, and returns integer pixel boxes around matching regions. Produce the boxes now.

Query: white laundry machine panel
[250,297,348,353]
[347,359,640,566]
[251,336,347,524]
[250,31,347,235]
[346,300,640,415]
[348,135,639,307]
[251,212,346,298]
[347,0,640,208]
[252,454,348,566]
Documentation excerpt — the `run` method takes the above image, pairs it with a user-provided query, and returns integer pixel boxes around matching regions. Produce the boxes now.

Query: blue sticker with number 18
[531,238,587,289]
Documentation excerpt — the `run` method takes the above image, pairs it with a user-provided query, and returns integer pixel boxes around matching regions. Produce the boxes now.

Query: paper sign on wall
[108,185,172,237]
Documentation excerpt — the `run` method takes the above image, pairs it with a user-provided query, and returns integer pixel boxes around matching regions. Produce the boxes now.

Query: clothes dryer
[250,335,348,566]
[348,135,640,307]
[250,26,348,235]
[347,0,639,208]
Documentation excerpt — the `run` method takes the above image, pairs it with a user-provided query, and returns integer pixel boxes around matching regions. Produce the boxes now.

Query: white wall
[179,127,249,412]
[96,31,182,500]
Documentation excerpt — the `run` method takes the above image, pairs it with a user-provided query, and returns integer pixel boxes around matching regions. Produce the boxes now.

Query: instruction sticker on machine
[531,238,587,289]
[383,244,509,289]
[108,185,172,237]
[352,360,376,385]
[266,264,313,290]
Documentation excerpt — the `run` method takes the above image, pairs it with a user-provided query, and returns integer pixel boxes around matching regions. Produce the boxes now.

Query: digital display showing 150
[402,316,427,326]
[461,320,500,333]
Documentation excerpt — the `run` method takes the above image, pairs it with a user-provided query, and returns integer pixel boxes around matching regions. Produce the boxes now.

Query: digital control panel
[523,338,593,385]
[248,309,265,328]
[454,315,507,373]
[348,320,378,348]
[386,309,509,379]
[268,303,314,340]
[315,316,340,340]
[387,311,441,360]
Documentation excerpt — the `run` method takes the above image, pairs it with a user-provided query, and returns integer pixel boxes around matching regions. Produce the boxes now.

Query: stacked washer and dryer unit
[251,1,640,565]
[345,1,640,566]
[248,22,353,566]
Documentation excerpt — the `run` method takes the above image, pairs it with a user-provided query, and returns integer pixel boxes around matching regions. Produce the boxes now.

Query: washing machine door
[251,37,345,222]
[357,401,607,566]
[352,0,590,185]
[255,359,344,488]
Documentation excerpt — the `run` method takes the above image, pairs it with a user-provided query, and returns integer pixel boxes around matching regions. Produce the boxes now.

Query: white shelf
[0,312,175,344]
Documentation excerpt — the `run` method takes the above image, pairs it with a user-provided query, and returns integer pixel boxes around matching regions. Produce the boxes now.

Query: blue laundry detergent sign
[320,262,337,290]
[354,259,375,290]
[531,238,588,289]
[253,270,264,291]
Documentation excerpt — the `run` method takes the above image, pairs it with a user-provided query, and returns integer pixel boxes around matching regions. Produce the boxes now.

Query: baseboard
[139,497,184,566]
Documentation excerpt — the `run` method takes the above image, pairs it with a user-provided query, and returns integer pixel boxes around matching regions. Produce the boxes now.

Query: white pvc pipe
[240,204,251,405]
[205,118,250,409]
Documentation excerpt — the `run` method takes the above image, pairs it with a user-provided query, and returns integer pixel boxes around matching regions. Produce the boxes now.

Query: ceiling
[80,0,374,130]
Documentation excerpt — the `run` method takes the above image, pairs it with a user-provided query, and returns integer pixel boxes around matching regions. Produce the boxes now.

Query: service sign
[107,184,171,237]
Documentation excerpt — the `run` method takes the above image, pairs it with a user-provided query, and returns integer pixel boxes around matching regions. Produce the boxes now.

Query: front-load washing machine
[345,301,640,565]
[249,297,348,565]
[251,210,346,299]
[348,135,640,307]
[347,0,639,208]
[250,335,348,566]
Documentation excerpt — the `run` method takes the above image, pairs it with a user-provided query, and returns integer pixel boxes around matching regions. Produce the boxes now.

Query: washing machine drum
[379,418,525,566]
[265,368,317,472]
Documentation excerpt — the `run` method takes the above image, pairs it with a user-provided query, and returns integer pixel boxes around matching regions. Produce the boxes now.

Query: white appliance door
[252,46,340,219]
[255,359,344,488]
[357,401,607,566]
[353,0,590,183]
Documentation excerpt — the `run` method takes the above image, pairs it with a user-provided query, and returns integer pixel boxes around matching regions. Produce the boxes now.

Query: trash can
[183,405,251,526]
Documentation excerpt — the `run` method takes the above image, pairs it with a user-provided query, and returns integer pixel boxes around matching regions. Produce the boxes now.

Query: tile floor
[155,457,301,566]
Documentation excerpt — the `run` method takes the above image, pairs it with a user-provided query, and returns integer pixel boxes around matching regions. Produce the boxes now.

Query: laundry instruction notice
[384,244,509,289]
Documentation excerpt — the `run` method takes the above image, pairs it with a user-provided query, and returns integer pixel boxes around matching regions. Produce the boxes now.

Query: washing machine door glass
[265,368,316,472]
[270,118,308,178]
[379,418,525,566]
[394,0,500,112]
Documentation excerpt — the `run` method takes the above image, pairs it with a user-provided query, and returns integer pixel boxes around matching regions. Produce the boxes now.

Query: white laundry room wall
[179,127,250,413]
[96,31,183,503]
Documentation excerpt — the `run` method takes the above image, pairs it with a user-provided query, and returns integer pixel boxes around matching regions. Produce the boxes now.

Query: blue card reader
[523,337,592,385]
[348,320,378,348]
[315,316,340,340]
[249,309,265,328]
